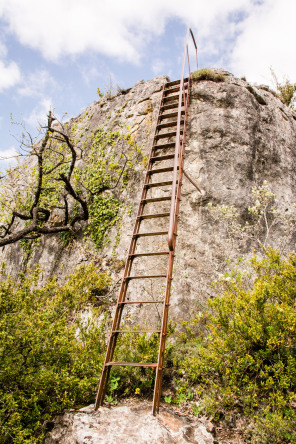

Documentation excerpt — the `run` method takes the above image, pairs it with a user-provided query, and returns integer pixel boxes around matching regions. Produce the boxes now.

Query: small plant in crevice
[58,230,75,248]
[19,237,41,270]
[271,69,296,109]
[192,68,226,83]
[207,181,296,257]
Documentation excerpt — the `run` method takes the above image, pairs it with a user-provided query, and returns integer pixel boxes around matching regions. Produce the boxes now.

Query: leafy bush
[177,248,296,442]
[78,127,142,249]
[192,68,226,83]
[271,69,296,109]
[0,264,110,443]
[0,264,176,442]
[277,79,296,109]
[104,322,176,399]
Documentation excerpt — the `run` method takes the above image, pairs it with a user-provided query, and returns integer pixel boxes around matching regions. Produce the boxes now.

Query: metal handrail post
[167,28,197,251]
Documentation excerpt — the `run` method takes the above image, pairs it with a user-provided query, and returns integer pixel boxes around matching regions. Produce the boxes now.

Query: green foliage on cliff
[192,68,226,83]
[0,116,142,251]
[277,79,296,109]
[0,263,170,442]
[79,127,142,249]
[271,69,296,109]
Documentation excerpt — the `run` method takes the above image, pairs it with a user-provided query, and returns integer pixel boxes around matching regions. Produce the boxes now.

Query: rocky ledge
[44,402,216,444]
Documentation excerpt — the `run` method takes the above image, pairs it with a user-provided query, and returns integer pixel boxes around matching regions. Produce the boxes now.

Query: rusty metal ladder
[95,28,197,416]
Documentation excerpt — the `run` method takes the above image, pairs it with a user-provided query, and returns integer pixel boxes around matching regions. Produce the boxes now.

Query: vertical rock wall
[172,69,296,318]
[1,71,296,322]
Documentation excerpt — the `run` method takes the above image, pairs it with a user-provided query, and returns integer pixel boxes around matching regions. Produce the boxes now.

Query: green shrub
[0,265,110,443]
[178,248,296,442]
[106,322,176,398]
[277,80,296,108]
[78,127,142,249]
[0,264,176,441]
[271,69,296,109]
[192,68,226,83]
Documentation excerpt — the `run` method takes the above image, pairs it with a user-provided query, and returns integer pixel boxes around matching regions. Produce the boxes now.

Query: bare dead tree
[0,111,90,247]
[0,106,143,250]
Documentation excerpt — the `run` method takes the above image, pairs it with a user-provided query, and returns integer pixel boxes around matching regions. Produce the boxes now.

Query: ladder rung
[105,362,158,367]
[129,251,169,257]
[138,212,170,220]
[142,196,171,203]
[160,102,183,111]
[165,78,188,88]
[164,86,188,95]
[144,180,173,188]
[150,154,175,162]
[125,274,167,280]
[160,111,185,120]
[157,120,183,130]
[155,131,182,140]
[133,231,168,238]
[163,94,182,102]
[153,142,175,150]
[164,86,180,94]
[117,300,165,304]
[148,167,174,174]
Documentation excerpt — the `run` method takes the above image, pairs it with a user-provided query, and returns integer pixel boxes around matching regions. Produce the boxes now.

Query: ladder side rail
[95,84,166,410]
[189,28,198,70]
[168,27,196,252]
[152,251,174,414]
[153,40,193,414]
[168,29,189,251]
[186,45,191,84]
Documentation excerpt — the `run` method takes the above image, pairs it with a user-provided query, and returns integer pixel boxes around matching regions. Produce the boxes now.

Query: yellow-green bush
[0,265,110,443]
[177,248,296,442]
[0,264,173,442]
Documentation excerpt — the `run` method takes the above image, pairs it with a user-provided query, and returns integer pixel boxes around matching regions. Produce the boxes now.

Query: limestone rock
[44,403,214,444]
[1,70,296,323]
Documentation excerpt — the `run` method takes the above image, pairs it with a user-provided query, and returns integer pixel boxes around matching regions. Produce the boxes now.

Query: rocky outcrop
[0,75,168,284]
[1,70,296,323]
[3,70,296,443]
[171,69,296,318]
[44,403,214,444]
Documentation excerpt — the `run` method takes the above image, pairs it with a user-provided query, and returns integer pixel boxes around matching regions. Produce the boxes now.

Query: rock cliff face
[174,69,296,317]
[1,70,296,324]
[3,70,296,443]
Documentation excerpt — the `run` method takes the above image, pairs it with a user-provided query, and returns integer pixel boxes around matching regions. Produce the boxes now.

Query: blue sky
[0,0,295,171]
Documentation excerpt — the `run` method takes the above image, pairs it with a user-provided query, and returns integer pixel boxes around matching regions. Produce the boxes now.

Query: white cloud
[229,0,296,84]
[152,58,167,75]
[0,0,254,63]
[0,145,19,171]
[24,97,53,129]
[17,69,56,97]
[0,145,18,159]
[0,0,294,85]
[0,37,21,92]
[0,41,21,92]
[81,65,101,85]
